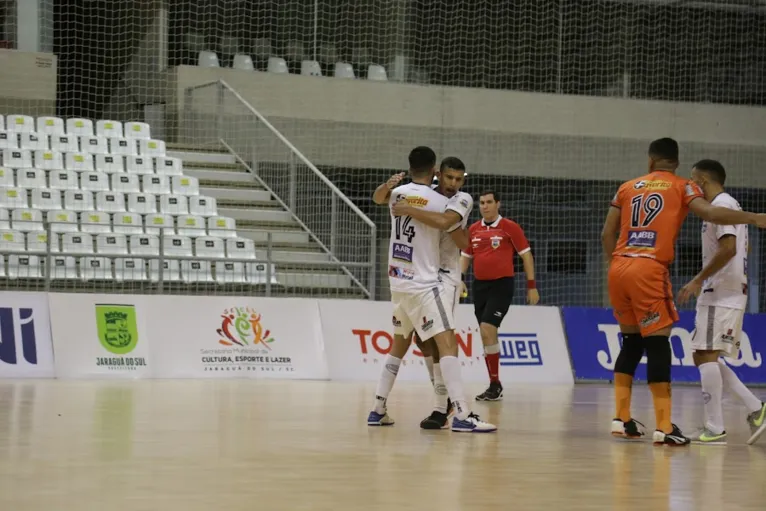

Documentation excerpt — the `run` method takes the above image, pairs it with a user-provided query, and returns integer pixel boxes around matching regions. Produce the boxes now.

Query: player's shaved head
[408,146,437,178]
[693,159,726,185]
[648,138,679,170]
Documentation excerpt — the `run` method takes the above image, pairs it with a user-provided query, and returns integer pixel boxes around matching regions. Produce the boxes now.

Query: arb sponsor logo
[201,307,293,373]
[499,333,543,366]
[95,304,146,371]
[354,327,481,367]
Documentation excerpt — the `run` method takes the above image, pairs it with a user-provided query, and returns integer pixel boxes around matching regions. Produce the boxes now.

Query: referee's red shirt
[461,216,530,281]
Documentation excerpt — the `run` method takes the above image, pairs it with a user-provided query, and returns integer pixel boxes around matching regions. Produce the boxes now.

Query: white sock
[424,356,434,384]
[432,363,448,414]
[373,355,402,414]
[719,360,762,413]
[699,362,725,434]
[439,355,470,420]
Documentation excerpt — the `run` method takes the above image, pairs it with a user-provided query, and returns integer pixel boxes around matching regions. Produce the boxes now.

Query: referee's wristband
[527,279,536,290]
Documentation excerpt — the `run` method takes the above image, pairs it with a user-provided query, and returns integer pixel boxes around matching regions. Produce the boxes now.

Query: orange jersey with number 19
[611,171,704,265]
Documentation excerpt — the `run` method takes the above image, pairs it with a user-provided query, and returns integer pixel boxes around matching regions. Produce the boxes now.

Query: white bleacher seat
[267,57,288,74]
[114,258,146,281]
[189,195,217,217]
[4,149,32,168]
[113,212,143,235]
[0,209,9,229]
[0,115,4,130]
[232,54,254,71]
[182,259,213,283]
[149,259,181,282]
[301,60,322,76]
[47,210,79,233]
[177,215,206,237]
[126,155,153,175]
[80,171,110,192]
[62,232,93,255]
[195,236,225,258]
[36,116,65,136]
[96,154,125,174]
[96,233,128,255]
[0,188,28,209]
[49,256,78,279]
[9,254,43,279]
[0,131,17,149]
[79,136,109,155]
[171,176,199,196]
[34,149,64,170]
[154,156,182,176]
[50,134,79,153]
[64,190,95,212]
[0,255,9,277]
[11,209,43,231]
[19,132,48,151]
[247,261,277,285]
[66,118,94,137]
[198,50,220,68]
[124,122,151,140]
[0,168,12,188]
[129,234,159,256]
[160,194,188,215]
[31,189,62,211]
[127,193,157,214]
[80,211,112,234]
[215,260,245,284]
[6,115,34,133]
[80,256,112,280]
[95,191,126,212]
[226,237,256,259]
[207,216,236,238]
[109,137,138,156]
[49,169,79,190]
[144,213,175,236]
[367,64,388,81]
[141,175,170,195]
[138,139,165,156]
[334,62,356,78]
[26,231,53,253]
[65,152,95,172]
[96,120,123,139]
[163,235,192,257]
[112,173,141,194]
[17,168,46,189]
[0,229,25,253]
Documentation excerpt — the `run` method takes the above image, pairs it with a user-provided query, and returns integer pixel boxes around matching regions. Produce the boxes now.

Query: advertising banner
[562,307,765,383]
[49,293,151,378]
[0,292,54,378]
[150,296,327,379]
[320,300,573,384]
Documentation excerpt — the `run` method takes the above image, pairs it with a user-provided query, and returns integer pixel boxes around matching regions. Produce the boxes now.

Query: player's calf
[611,331,644,436]
[645,335,690,446]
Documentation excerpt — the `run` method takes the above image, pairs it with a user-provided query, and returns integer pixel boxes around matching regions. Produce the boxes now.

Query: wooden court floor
[0,380,764,511]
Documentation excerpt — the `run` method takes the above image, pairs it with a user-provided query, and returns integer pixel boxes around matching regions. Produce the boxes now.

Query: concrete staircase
[167,144,365,297]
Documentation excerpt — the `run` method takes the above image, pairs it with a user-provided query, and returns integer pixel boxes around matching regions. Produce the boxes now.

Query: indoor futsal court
[0,380,764,511]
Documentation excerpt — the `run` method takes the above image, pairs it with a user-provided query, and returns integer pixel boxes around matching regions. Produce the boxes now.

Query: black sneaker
[652,423,690,446]
[475,382,503,401]
[611,418,646,439]
[420,410,450,430]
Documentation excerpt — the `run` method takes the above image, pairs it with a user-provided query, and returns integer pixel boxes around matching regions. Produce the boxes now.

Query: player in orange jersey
[601,138,766,446]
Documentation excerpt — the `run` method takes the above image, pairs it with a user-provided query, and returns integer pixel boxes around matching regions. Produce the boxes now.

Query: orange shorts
[607,256,679,336]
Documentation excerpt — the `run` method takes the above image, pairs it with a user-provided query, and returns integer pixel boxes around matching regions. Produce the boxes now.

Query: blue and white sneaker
[451,412,497,433]
[367,410,395,426]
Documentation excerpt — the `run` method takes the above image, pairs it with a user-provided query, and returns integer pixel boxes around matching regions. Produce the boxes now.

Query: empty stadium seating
[0,115,266,283]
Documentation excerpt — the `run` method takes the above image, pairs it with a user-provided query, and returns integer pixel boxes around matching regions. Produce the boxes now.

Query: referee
[460,190,539,401]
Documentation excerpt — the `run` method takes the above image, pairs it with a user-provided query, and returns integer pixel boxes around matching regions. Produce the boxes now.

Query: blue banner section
[562,307,766,384]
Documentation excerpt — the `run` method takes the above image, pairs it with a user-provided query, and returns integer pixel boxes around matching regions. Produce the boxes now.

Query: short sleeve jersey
[438,191,473,286]
[461,216,530,281]
[611,171,704,265]
[697,192,748,310]
[388,183,449,292]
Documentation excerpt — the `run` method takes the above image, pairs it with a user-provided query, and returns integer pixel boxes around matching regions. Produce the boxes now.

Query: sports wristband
[527,279,536,290]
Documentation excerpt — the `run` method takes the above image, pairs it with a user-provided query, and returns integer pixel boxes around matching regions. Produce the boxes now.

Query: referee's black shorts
[472,276,514,328]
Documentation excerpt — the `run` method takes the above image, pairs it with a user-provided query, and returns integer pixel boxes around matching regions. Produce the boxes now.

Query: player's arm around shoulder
[372,172,405,205]
[391,193,465,231]
[686,181,766,227]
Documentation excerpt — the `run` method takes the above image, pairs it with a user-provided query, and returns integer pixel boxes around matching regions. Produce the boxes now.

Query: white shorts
[691,304,744,358]
[391,284,455,340]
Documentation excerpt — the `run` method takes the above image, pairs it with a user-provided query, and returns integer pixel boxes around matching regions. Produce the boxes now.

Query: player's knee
[391,334,411,358]
[644,335,671,383]
[433,330,458,356]
[693,350,719,367]
[614,333,644,376]
[416,335,432,357]
[479,322,498,343]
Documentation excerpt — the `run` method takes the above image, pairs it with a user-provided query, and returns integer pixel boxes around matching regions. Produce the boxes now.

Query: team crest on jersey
[490,236,502,249]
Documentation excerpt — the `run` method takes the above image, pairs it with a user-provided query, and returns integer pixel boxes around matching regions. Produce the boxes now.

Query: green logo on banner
[96,304,138,355]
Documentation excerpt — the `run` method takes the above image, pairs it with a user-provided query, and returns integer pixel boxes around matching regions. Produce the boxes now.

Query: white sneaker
[367,410,394,426]
[451,412,497,433]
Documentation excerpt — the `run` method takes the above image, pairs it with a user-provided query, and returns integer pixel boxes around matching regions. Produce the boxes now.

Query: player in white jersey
[677,160,766,445]
[367,147,495,433]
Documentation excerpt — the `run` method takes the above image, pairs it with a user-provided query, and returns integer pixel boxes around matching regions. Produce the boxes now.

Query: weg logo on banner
[499,333,543,366]
[561,307,765,384]
[0,307,38,366]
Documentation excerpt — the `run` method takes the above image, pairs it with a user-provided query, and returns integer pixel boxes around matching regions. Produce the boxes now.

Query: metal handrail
[182,79,378,300]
